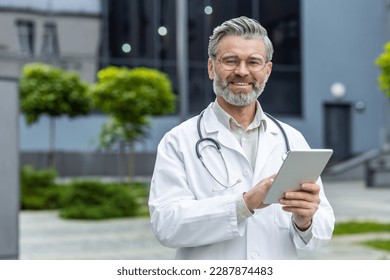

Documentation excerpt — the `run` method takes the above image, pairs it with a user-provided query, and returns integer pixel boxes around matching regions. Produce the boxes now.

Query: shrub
[20,166,150,219]
[59,180,143,220]
[20,165,63,210]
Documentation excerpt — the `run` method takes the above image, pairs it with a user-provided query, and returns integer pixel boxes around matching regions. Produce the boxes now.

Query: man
[148,16,334,259]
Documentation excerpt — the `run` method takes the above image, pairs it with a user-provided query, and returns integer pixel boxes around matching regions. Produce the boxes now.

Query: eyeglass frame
[216,52,270,72]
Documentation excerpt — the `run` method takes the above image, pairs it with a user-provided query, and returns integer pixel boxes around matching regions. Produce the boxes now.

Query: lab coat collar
[202,103,282,173]
[202,102,281,136]
[202,103,243,153]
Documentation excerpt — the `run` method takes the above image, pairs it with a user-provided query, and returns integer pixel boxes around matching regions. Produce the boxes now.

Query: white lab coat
[149,103,335,260]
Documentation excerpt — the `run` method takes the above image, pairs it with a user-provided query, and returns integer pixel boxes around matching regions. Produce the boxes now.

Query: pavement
[19,179,390,260]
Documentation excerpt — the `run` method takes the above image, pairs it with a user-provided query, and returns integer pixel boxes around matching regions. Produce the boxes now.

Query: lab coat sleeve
[149,132,243,249]
[290,177,335,250]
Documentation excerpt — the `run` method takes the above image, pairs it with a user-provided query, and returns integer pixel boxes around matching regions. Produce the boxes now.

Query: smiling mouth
[230,82,252,86]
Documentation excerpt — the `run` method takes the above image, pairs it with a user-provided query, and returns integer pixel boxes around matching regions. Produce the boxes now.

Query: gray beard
[213,74,266,106]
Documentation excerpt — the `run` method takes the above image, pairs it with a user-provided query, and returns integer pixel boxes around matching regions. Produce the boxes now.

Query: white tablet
[263,149,333,204]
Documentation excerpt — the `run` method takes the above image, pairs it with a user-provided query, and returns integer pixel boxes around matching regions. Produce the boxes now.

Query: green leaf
[19,63,92,124]
[376,42,390,97]
[90,66,176,147]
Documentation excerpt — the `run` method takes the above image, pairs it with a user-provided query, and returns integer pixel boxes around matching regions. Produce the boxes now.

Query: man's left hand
[279,182,321,231]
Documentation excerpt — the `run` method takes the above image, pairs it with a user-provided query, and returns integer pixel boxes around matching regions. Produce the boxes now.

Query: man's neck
[216,96,257,129]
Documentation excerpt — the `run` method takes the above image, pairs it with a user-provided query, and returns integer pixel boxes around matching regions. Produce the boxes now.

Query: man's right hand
[243,174,276,212]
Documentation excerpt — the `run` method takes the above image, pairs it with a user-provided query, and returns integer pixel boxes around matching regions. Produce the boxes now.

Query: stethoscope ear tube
[197,110,206,139]
[264,112,290,154]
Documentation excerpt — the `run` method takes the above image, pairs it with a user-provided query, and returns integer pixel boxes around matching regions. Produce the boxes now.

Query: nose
[234,60,250,76]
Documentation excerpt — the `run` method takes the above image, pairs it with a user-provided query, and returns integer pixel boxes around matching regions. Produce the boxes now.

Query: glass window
[104,0,301,116]
[259,0,301,116]
[186,0,301,115]
[41,21,60,58]
[16,20,34,56]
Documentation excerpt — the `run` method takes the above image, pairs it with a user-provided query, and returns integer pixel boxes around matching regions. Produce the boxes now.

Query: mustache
[227,75,257,84]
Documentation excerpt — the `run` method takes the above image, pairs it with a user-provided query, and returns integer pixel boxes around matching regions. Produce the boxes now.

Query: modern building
[0,0,102,152]
[0,0,101,259]
[101,0,389,164]
[2,0,390,172]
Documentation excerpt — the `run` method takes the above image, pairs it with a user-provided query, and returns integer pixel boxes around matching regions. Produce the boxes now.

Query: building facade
[0,0,101,259]
[0,0,102,153]
[100,0,389,163]
[2,0,389,169]
[0,0,100,81]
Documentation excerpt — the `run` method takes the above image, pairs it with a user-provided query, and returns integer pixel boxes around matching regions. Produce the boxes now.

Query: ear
[207,58,214,80]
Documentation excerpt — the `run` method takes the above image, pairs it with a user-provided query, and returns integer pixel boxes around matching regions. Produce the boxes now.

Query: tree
[19,63,92,166]
[376,42,390,98]
[90,66,176,179]
[376,42,390,148]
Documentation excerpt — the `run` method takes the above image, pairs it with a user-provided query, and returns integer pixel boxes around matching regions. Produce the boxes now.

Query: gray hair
[208,16,274,62]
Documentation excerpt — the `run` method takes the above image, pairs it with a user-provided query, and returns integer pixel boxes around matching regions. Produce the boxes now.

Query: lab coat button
[251,252,259,259]
[242,169,250,176]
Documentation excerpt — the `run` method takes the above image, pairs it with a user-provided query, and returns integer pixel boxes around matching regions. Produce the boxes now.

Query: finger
[245,176,276,210]
[260,176,275,193]
[280,197,311,209]
[284,186,321,202]
[261,174,276,184]
[301,183,320,194]
[283,191,314,202]
[281,203,317,217]
[282,206,312,216]
[270,173,277,179]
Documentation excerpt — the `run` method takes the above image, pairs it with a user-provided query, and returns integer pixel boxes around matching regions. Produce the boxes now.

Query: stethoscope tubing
[196,109,290,156]
[195,108,290,189]
[264,112,290,153]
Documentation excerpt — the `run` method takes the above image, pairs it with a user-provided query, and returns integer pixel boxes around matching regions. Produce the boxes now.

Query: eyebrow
[221,53,265,60]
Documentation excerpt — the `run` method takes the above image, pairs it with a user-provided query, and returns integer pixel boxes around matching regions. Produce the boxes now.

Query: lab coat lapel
[202,105,245,154]
[253,119,281,175]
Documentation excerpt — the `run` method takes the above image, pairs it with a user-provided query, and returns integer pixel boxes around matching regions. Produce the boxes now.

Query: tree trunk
[48,118,56,167]
[117,141,127,183]
[128,141,135,182]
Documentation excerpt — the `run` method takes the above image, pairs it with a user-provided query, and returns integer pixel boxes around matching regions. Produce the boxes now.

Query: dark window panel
[16,20,34,56]
[259,67,301,115]
[104,0,301,116]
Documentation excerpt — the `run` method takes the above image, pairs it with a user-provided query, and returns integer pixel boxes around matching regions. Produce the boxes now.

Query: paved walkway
[19,180,390,260]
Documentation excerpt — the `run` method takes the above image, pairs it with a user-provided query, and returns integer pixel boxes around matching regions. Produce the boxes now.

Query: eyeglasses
[217,52,268,72]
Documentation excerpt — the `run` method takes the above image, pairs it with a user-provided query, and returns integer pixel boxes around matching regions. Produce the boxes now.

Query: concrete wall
[297,0,388,153]
[0,80,19,259]
[21,151,156,178]
[0,10,100,82]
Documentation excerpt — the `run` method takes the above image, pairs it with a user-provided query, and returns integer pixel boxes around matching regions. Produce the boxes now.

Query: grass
[334,221,390,253]
[362,240,390,252]
[334,221,390,235]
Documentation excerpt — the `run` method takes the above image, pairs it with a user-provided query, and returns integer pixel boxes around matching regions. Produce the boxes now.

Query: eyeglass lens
[219,52,267,72]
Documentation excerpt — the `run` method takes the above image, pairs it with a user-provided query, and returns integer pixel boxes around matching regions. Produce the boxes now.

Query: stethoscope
[195,109,290,190]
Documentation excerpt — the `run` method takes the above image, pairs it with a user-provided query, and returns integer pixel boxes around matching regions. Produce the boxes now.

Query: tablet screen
[263,149,333,204]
